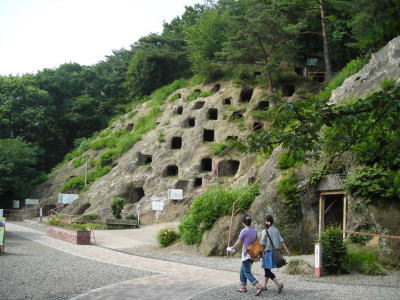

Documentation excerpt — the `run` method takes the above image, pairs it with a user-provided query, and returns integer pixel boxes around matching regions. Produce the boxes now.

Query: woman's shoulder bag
[265,229,287,268]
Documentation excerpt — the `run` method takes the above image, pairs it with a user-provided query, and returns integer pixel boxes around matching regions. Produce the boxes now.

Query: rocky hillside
[34,77,315,222]
[34,37,400,263]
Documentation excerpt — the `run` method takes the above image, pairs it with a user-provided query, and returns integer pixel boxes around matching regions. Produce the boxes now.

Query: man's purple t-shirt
[238,226,257,253]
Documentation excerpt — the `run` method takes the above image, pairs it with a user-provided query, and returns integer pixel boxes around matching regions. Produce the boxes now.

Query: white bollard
[315,243,323,277]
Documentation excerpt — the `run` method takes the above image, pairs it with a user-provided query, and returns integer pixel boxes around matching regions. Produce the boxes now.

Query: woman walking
[259,215,291,294]
[228,215,264,295]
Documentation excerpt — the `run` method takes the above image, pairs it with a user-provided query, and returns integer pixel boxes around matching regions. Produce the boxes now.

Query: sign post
[13,200,20,209]
[167,189,183,200]
[136,204,140,225]
[58,194,79,204]
[315,243,323,277]
[151,197,164,223]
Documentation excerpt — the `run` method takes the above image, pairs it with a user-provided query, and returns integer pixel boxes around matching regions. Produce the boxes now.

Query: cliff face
[34,79,309,222]
[330,36,400,105]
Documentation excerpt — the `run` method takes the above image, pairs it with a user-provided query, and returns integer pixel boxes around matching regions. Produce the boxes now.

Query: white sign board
[13,200,20,209]
[25,199,39,205]
[151,197,164,211]
[58,194,79,204]
[0,209,3,217]
[168,189,183,200]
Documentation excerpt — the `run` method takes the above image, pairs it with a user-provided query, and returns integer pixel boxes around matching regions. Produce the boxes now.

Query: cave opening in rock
[175,180,189,191]
[194,178,203,187]
[207,108,218,120]
[175,106,183,115]
[184,117,196,128]
[253,122,264,131]
[201,158,212,172]
[171,136,182,149]
[192,101,205,110]
[255,101,269,110]
[164,165,179,177]
[239,86,254,102]
[224,97,232,105]
[203,129,215,142]
[126,123,134,131]
[137,152,152,165]
[231,110,244,119]
[123,186,145,204]
[248,177,256,185]
[211,83,221,93]
[76,203,91,215]
[226,136,238,141]
[218,160,240,177]
[282,85,295,97]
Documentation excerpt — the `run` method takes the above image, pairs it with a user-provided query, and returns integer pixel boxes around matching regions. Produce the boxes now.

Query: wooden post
[343,195,347,239]
[318,194,324,237]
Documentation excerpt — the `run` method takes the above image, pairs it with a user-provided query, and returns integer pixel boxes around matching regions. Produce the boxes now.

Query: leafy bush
[348,229,373,245]
[344,166,388,204]
[345,250,385,275]
[157,228,179,247]
[125,214,137,220]
[208,142,229,155]
[179,184,259,244]
[110,197,125,219]
[73,214,101,222]
[277,149,306,170]
[187,89,201,102]
[319,227,348,275]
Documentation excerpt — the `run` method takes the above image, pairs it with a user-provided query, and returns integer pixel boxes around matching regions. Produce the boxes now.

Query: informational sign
[25,199,39,205]
[58,194,79,204]
[13,200,20,209]
[151,197,164,211]
[307,58,318,66]
[167,189,183,200]
[0,209,3,217]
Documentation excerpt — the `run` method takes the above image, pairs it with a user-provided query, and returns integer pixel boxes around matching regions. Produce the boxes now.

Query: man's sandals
[236,287,247,293]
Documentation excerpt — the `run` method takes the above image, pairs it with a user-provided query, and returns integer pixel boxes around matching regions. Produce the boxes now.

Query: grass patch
[345,250,385,275]
[179,184,259,245]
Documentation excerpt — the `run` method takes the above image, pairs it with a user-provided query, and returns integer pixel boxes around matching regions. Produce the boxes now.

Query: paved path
[5,223,400,300]
[93,221,179,249]
[6,223,237,300]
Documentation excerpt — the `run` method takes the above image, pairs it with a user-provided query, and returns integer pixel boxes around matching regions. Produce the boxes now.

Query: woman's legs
[241,260,258,285]
[264,268,283,293]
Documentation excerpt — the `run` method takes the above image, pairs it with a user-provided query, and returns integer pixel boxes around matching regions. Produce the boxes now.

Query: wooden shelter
[317,174,348,238]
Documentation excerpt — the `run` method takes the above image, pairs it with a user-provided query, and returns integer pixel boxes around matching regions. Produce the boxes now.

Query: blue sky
[0,0,200,75]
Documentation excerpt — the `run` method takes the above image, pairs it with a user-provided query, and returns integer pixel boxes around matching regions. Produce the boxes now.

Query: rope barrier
[343,230,400,240]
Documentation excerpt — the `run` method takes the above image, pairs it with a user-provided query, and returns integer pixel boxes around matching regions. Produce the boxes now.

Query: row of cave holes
[176,106,219,120]
[164,158,240,177]
[121,177,205,205]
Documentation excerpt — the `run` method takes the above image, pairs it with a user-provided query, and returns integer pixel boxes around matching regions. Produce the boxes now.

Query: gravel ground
[0,231,155,300]
[12,221,400,300]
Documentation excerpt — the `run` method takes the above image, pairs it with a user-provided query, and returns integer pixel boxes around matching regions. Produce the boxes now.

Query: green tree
[0,75,60,169]
[126,34,191,98]
[0,138,42,205]
[220,0,298,91]
[185,9,231,79]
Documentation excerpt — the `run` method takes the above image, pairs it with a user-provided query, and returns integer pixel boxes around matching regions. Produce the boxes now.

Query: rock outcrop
[330,36,400,105]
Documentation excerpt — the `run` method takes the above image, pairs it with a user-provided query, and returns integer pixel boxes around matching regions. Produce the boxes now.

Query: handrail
[343,230,400,240]
[226,176,262,249]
